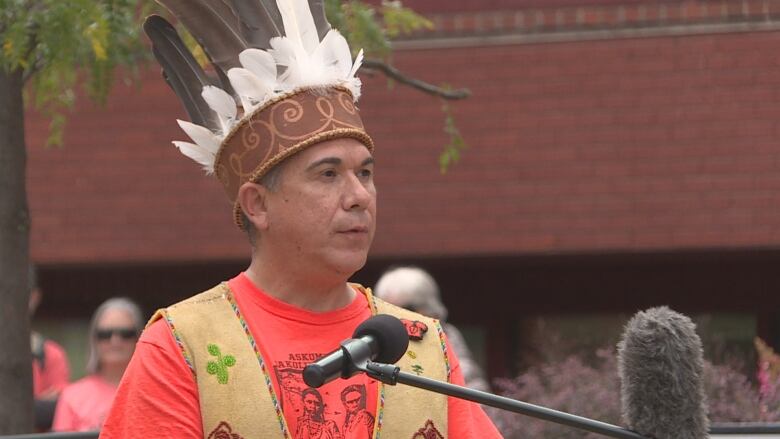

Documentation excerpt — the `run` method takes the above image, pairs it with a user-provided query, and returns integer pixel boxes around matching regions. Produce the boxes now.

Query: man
[296,388,340,439]
[101,1,501,437]
[340,384,374,437]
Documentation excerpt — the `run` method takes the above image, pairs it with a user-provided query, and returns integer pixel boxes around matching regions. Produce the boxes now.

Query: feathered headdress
[144,0,373,227]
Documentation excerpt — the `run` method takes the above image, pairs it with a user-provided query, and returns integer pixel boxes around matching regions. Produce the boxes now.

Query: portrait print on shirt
[274,352,375,439]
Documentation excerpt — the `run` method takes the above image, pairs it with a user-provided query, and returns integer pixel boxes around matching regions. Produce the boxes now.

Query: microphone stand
[361,362,648,439]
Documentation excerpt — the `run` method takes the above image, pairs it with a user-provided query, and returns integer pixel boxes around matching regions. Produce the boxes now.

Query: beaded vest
[149,283,449,438]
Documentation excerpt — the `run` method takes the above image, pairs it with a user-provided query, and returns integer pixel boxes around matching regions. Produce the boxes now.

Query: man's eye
[322,169,337,177]
[359,169,372,178]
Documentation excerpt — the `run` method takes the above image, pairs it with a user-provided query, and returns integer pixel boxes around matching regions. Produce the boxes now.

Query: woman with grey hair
[52,298,144,432]
[374,266,491,392]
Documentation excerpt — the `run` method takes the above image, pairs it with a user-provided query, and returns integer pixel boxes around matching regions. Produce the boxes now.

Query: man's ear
[238,182,270,231]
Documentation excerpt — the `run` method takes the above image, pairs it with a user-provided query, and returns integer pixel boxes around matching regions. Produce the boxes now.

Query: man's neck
[245,258,356,312]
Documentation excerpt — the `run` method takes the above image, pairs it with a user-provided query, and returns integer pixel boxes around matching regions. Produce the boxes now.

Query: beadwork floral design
[411,420,444,439]
[207,421,244,439]
[401,319,429,341]
[206,343,237,384]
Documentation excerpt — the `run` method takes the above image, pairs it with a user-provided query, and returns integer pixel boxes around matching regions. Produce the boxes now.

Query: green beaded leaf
[217,370,228,384]
[206,361,219,375]
[223,355,236,367]
[207,344,220,356]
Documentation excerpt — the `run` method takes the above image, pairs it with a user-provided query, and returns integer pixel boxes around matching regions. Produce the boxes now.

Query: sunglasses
[95,327,138,341]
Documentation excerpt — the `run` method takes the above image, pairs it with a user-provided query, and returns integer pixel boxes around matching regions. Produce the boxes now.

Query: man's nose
[343,174,372,210]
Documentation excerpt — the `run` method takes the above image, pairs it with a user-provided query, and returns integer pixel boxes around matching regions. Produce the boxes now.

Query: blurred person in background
[374,266,491,392]
[29,264,70,431]
[52,298,143,432]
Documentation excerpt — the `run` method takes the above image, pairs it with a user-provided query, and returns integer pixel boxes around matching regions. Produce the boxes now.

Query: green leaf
[342,1,390,59]
[207,344,220,357]
[217,369,228,384]
[206,361,219,375]
[439,100,468,174]
[381,1,434,39]
[1,0,152,145]
[223,355,236,367]
[45,112,65,147]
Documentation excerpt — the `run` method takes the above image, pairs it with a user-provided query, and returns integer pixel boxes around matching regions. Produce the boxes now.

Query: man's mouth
[338,225,368,234]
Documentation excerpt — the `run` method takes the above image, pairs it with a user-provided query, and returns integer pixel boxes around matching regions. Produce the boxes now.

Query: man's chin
[329,250,369,276]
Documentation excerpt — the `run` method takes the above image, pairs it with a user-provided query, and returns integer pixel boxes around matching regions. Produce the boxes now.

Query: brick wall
[403,0,780,34]
[25,1,780,263]
[368,29,780,257]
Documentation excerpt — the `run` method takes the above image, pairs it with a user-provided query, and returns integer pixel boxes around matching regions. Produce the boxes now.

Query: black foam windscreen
[354,314,409,364]
[618,306,709,439]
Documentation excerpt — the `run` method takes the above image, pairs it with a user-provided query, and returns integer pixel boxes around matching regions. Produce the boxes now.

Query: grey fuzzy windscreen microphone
[617,306,709,439]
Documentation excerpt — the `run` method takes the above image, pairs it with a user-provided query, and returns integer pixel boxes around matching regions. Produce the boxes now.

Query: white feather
[268,37,295,68]
[239,49,277,85]
[227,68,273,112]
[269,37,308,89]
[345,77,361,101]
[271,0,325,89]
[176,119,220,154]
[173,141,216,174]
[349,49,364,79]
[276,0,319,55]
[201,85,236,134]
[316,30,352,78]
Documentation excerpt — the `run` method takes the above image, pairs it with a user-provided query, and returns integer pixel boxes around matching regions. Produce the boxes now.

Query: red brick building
[26,0,780,379]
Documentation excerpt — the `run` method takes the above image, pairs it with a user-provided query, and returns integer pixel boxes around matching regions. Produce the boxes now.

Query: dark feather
[144,15,220,131]
[229,0,284,50]
[212,65,237,102]
[155,0,246,71]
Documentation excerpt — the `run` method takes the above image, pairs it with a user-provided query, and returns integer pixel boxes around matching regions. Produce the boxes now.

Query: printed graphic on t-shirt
[274,353,375,439]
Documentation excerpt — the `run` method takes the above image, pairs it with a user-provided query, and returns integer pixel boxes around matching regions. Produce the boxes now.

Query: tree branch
[20,1,45,84]
[21,56,43,84]
[20,29,44,84]
[362,58,470,100]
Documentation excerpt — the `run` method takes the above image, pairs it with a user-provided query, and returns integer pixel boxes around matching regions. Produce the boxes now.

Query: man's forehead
[299,138,373,166]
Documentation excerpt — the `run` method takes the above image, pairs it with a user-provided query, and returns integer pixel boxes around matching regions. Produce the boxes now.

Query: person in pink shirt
[29,267,70,400]
[31,336,70,400]
[52,298,143,432]
[29,265,71,431]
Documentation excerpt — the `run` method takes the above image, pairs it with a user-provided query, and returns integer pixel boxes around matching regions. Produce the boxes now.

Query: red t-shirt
[100,273,501,438]
[32,339,70,398]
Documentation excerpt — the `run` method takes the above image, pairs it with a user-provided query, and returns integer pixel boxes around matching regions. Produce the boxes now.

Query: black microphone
[617,306,709,439]
[303,314,409,388]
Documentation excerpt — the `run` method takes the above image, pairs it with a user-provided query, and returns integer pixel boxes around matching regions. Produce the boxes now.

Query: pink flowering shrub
[491,346,780,438]
[490,348,621,439]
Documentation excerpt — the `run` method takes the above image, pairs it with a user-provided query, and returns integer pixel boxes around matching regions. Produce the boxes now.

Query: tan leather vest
[149,283,449,438]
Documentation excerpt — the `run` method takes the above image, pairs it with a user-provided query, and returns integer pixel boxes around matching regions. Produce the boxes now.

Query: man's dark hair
[241,161,286,246]
[340,384,366,405]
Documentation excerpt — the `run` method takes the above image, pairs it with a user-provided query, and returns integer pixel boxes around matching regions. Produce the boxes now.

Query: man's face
[344,390,362,412]
[303,393,321,413]
[263,137,376,278]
